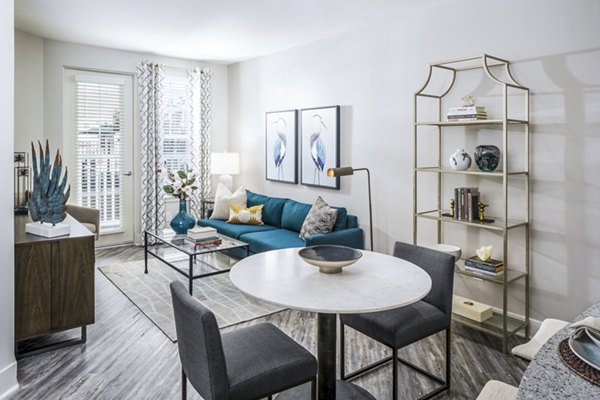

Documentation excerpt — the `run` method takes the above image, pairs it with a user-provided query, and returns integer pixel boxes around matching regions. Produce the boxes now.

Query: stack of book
[186,227,221,247]
[447,105,487,122]
[464,256,504,277]
[453,187,480,221]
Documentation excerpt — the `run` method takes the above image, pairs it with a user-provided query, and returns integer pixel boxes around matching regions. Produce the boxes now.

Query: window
[162,74,191,171]
[74,75,126,231]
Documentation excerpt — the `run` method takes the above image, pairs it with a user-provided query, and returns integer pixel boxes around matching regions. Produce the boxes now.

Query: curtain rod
[151,63,210,72]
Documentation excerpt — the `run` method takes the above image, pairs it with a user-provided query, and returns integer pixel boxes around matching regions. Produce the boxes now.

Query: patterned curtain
[188,67,212,219]
[137,61,166,241]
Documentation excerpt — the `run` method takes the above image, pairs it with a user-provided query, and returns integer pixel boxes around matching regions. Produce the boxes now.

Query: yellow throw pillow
[228,204,264,225]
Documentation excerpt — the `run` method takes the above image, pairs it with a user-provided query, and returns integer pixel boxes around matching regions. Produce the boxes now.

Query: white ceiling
[15,0,443,64]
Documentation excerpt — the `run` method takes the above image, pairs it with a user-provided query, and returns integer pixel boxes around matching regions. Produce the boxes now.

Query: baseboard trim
[0,361,18,400]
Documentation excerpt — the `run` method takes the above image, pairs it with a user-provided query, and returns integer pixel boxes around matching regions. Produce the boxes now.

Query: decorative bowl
[424,243,462,262]
[298,245,363,274]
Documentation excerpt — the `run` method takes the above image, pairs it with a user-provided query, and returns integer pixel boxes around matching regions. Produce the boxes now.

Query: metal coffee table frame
[144,229,250,294]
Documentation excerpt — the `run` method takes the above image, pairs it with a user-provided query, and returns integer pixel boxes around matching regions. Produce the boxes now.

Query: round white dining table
[230,248,432,400]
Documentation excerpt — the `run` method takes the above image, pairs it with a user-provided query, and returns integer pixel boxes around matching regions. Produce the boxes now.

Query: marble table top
[516,302,600,399]
[229,248,432,314]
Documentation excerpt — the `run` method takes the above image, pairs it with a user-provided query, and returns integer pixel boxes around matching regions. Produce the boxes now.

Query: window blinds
[162,75,190,172]
[75,77,125,231]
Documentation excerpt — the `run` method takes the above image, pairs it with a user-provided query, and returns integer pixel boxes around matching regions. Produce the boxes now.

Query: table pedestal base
[276,380,376,400]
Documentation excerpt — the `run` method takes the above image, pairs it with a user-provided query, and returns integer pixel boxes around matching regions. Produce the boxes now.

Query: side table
[200,197,215,219]
[14,214,95,358]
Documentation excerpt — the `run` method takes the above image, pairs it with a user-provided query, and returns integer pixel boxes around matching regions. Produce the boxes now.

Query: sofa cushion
[332,207,348,231]
[346,215,358,229]
[240,229,305,253]
[199,218,277,239]
[299,196,338,240]
[281,200,312,232]
[81,222,97,234]
[246,190,287,228]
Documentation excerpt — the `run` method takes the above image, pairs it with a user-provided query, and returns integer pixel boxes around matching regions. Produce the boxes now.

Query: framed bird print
[300,106,340,189]
[265,109,298,184]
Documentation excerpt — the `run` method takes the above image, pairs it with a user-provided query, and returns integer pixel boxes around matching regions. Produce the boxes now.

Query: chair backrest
[170,281,229,400]
[393,242,455,317]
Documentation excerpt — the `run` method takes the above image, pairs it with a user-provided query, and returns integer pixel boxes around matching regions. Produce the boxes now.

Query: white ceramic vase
[449,148,472,171]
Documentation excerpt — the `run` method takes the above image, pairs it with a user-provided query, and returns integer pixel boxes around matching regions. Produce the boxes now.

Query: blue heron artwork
[301,106,340,189]
[265,110,298,183]
[309,115,327,185]
[272,118,288,180]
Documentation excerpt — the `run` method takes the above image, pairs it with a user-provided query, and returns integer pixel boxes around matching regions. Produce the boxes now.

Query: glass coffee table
[144,229,249,294]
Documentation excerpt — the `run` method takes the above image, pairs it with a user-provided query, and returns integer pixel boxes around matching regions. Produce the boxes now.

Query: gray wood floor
[10,246,528,400]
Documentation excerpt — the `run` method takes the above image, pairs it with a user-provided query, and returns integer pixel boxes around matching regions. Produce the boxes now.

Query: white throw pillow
[210,184,247,220]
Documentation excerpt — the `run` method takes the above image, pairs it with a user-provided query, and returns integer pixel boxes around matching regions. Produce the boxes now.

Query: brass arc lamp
[327,167,373,251]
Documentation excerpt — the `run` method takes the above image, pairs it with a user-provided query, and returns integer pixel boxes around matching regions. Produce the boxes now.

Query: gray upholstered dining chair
[339,241,455,400]
[170,281,317,400]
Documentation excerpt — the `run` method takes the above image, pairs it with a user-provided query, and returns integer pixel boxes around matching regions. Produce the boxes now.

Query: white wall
[15,34,229,244]
[228,0,600,322]
[0,1,19,398]
[14,30,43,154]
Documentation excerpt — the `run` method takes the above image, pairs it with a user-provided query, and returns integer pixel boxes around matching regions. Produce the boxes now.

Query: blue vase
[170,199,196,234]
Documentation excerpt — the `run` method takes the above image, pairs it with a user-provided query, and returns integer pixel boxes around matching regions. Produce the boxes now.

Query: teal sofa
[198,190,364,255]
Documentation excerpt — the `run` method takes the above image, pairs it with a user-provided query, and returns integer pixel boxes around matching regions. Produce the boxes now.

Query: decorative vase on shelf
[449,149,472,171]
[474,145,501,172]
[170,199,196,234]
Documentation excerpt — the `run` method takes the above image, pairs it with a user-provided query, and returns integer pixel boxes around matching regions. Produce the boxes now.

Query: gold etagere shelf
[413,54,530,355]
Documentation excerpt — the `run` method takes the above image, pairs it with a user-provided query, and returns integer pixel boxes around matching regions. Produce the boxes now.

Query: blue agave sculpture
[28,140,71,225]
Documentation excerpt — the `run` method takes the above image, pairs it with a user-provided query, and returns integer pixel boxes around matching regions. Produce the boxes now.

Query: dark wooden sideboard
[14,214,95,356]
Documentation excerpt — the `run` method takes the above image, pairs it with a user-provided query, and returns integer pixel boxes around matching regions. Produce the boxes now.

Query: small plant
[161,164,198,200]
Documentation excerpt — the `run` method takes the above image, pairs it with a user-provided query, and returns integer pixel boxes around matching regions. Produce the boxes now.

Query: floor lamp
[327,167,373,251]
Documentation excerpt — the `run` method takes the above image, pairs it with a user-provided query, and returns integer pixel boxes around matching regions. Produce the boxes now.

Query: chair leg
[340,322,346,380]
[393,347,398,400]
[445,327,451,388]
[182,367,187,400]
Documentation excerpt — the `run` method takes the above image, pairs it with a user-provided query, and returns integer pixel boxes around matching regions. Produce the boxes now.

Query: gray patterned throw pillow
[299,196,338,240]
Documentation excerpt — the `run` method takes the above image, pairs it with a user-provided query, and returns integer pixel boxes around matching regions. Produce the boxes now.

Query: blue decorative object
[29,140,70,225]
[474,145,501,172]
[170,199,195,234]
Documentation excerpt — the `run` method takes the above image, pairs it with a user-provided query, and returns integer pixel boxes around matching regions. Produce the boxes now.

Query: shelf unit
[413,54,530,355]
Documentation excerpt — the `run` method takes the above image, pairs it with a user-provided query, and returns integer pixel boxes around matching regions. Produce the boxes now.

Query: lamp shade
[327,167,354,177]
[211,152,240,175]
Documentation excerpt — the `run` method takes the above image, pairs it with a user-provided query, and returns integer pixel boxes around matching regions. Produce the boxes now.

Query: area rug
[99,256,285,342]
